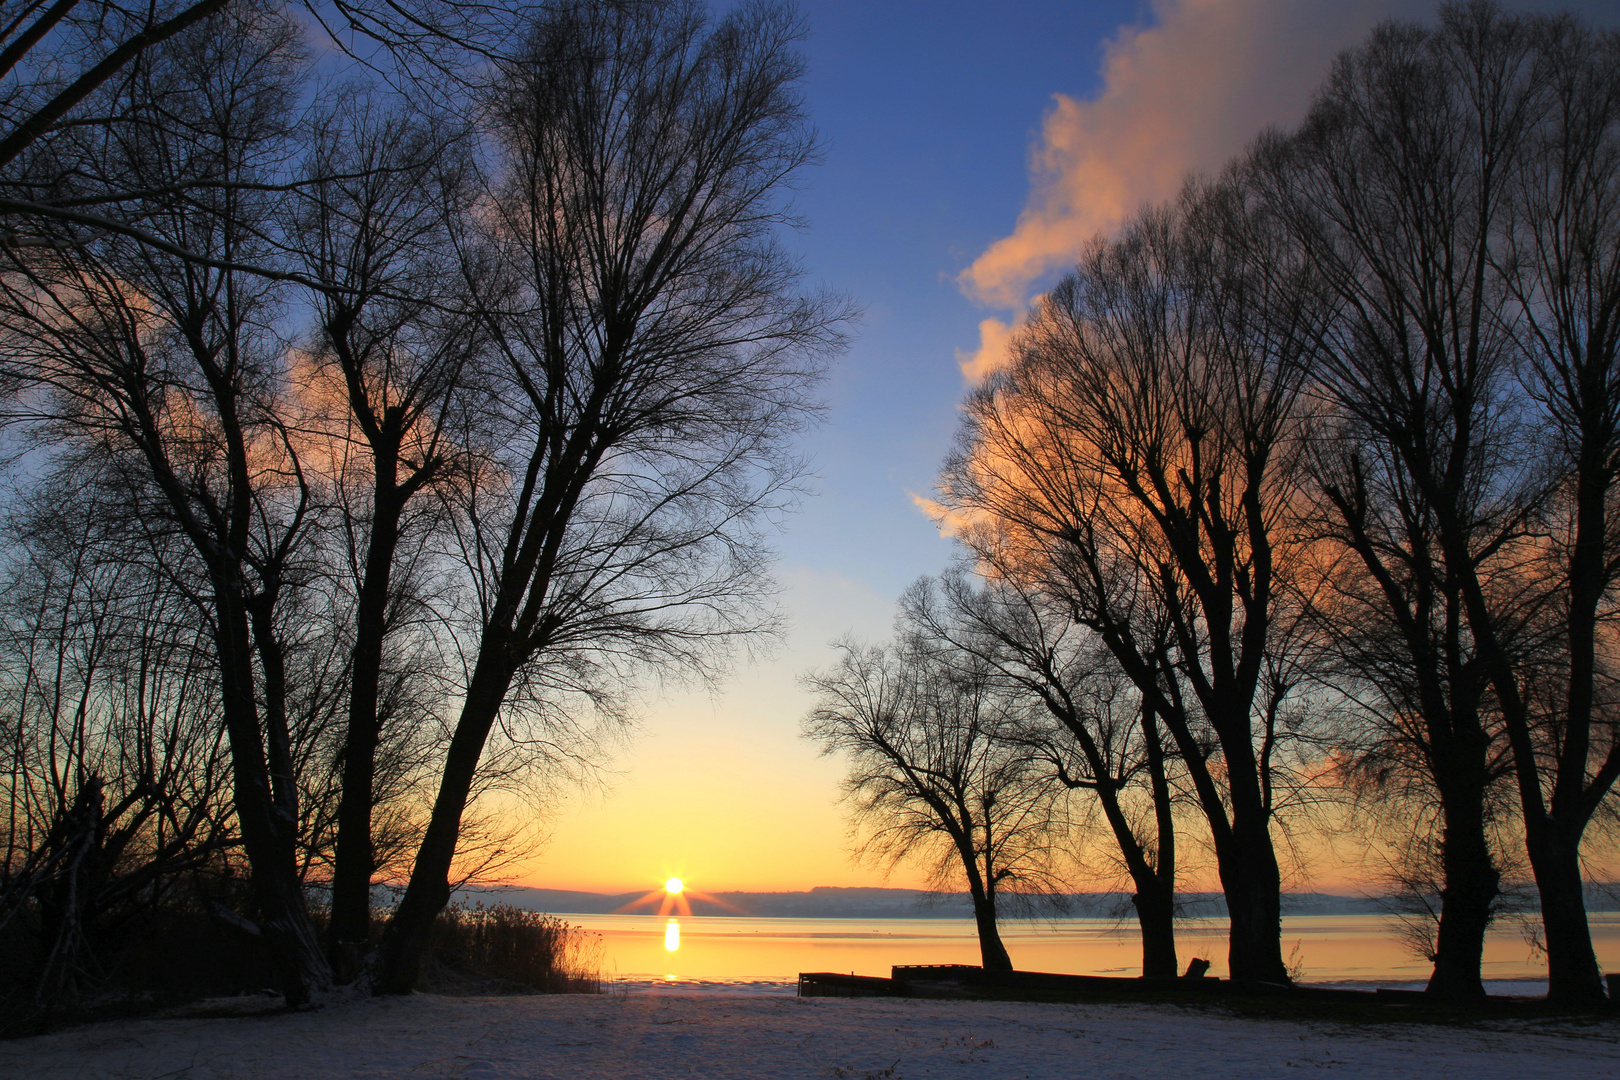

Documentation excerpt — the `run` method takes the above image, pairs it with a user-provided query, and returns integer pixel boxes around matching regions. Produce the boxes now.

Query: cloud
[960,0,1409,310]
[955,314,1023,382]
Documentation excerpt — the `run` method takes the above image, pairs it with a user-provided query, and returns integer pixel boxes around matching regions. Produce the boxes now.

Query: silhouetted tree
[285,94,482,982]
[938,184,1322,985]
[0,3,332,1002]
[0,0,498,258]
[1491,9,1620,1007]
[0,0,234,219]
[1255,1,1620,1004]
[902,571,1182,979]
[372,0,847,993]
[0,472,236,1018]
[804,636,1065,972]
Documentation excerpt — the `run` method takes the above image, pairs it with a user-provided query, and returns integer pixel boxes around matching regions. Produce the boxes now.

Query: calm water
[565,912,1620,995]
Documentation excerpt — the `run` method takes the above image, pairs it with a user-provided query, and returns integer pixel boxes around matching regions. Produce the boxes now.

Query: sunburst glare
[615,876,745,918]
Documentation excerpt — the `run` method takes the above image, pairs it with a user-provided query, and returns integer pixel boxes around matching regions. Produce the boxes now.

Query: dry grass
[416,902,602,995]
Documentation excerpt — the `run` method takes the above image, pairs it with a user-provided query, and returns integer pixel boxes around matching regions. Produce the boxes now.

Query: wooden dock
[798,964,1234,1000]
[796,965,1553,1008]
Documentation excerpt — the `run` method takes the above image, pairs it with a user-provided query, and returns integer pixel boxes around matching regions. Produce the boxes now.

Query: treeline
[0,0,845,1021]
[804,2,1620,1006]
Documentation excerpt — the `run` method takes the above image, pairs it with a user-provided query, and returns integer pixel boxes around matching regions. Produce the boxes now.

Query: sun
[613,875,742,917]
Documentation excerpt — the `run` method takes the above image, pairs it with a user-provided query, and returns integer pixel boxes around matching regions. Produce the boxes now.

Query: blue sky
[784,1,1150,599]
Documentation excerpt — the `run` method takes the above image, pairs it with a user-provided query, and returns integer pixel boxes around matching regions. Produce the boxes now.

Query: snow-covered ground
[3,990,1617,1080]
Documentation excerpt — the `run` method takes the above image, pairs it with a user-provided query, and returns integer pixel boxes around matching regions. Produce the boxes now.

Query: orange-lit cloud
[961,0,1407,311]
[956,313,1024,382]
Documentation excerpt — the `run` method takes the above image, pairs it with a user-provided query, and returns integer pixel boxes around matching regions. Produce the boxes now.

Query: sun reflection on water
[664,918,680,952]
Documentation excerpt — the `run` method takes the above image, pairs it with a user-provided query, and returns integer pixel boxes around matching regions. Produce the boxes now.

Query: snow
[2,990,1617,1080]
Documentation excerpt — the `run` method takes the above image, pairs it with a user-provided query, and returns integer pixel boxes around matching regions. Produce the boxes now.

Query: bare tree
[1489,9,1620,1007]
[0,2,332,1003]
[284,92,482,981]
[938,182,1322,985]
[0,466,236,1018]
[1262,59,1525,991]
[0,0,233,201]
[1293,474,1515,998]
[804,636,1066,972]
[1290,399,1519,999]
[371,0,847,994]
[1255,1,1620,1003]
[902,571,1182,979]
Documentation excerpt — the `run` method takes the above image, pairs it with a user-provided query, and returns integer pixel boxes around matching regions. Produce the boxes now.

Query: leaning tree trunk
[1136,701,1178,978]
[1524,442,1611,1008]
[374,651,516,995]
[1158,696,1288,986]
[1093,787,1178,979]
[1461,598,1607,1006]
[1056,699,1179,978]
[1447,471,1611,1006]
[956,838,1014,973]
[969,888,1013,972]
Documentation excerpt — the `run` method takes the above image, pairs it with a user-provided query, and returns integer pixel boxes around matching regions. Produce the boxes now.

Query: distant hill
[448,886,977,919]
[446,883,1620,919]
[445,886,1417,919]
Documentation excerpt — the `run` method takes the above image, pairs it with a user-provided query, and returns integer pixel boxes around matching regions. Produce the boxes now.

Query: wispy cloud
[960,0,1408,312]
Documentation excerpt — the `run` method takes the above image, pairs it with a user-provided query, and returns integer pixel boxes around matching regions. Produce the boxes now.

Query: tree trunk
[1445,492,1611,1007]
[1219,814,1288,986]
[1527,818,1605,1006]
[1161,696,1288,985]
[248,592,299,834]
[330,467,404,983]
[1528,421,1610,1008]
[1426,759,1498,998]
[214,586,330,1006]
[1051,695,1180,978]
[1094,791,1177,978]
[1138,699,1177,979]
[373,651,514,995]
[1119,620,1287,986]
[1131,882,1177,980]
[970,890,1013,972]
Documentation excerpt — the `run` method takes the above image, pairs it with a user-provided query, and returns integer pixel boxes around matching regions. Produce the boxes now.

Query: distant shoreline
[443,884,1620,920]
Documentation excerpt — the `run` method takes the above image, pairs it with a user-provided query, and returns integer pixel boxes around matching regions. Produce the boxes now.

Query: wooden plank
[797,972,901,998]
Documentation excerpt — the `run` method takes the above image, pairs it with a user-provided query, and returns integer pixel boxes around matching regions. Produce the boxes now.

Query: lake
[561,911,1620,995]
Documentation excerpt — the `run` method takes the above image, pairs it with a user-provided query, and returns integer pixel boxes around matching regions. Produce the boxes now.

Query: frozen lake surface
[563,911,1620,995]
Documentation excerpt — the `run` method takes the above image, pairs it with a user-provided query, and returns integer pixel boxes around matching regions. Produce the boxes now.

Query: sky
[513,0,1620,898]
